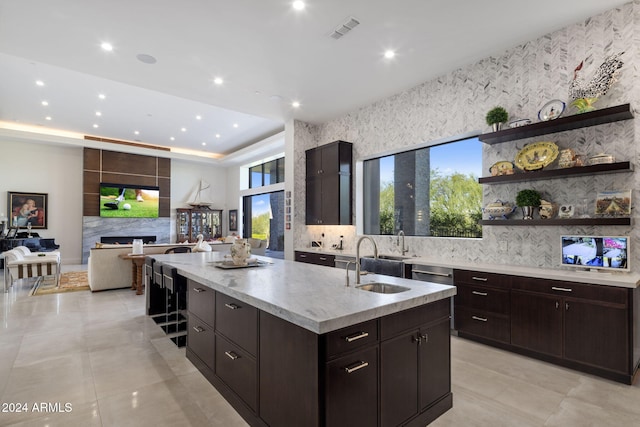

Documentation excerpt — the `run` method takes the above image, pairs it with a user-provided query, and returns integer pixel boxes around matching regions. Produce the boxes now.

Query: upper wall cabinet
[306,141,353,225]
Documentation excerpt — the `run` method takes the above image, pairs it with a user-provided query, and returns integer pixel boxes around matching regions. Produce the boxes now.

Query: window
[249,158,285,189]
[363,137,482,238]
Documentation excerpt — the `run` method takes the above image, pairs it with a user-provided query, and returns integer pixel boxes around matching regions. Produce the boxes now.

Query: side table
[119,253,147,295]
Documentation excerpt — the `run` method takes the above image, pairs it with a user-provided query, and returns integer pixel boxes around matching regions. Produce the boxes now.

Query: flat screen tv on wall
[99,183,160,218]
[561,236,629,271]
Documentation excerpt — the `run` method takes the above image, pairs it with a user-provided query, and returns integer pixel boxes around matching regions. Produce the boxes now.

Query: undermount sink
[356,282,410,294]
[376,254,410,261]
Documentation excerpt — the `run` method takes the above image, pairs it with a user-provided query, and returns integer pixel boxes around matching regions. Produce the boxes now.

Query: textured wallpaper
[293,1,639,273]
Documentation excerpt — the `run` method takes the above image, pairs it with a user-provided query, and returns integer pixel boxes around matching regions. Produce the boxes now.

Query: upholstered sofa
[87,242,231,291]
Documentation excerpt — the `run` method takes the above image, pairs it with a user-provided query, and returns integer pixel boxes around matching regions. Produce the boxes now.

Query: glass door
[242,191,284,259]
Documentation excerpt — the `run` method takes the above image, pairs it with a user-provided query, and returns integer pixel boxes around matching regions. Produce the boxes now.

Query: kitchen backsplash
[293,1,639,272]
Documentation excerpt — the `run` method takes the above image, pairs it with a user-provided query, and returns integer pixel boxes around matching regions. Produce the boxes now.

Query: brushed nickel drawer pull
[319,257,327,261]
[193,287,205,293]
[225,351,239,360]
[299,254,307,258]
[552,286,573,292]
[344,361,369,374]
[192,326,205,333]
[412,269,451,277]
[345,331,369,342]
[225,303,240,310]
[472,276,488,282]
[472,291,488,296]
[472,316,488,322]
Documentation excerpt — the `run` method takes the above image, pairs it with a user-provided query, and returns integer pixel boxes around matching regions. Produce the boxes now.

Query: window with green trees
[363,137,482,238]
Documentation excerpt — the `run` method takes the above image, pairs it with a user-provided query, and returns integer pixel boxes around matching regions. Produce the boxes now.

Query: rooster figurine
[569,52,624,112]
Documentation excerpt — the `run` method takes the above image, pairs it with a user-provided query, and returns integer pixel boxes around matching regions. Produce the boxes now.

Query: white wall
[0,139,83,264]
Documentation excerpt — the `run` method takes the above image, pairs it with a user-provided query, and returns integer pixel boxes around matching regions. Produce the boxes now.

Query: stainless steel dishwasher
[411,264,455,330]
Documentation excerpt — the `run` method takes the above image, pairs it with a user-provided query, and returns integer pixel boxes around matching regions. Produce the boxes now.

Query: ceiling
[0,0,628,162]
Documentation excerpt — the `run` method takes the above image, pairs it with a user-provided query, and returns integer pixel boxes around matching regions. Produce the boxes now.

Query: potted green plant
[515,189,542,220]
[486,106,509,131]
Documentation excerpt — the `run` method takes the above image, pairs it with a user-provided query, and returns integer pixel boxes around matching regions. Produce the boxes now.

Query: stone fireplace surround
[82,217,170,263]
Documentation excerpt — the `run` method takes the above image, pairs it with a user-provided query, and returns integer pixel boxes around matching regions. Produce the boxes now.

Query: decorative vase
[492,122,503,132]
[521,206,536,220]
[230,239,251,266]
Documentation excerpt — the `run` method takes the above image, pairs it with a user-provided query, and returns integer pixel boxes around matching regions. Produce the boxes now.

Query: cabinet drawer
[512,276,628,306]
[295,251,336,267]
[454,269,511,288]
[411,265,454,285]
[455,283,510,315]
[187,312,215,370]
[215,334,257,411]
[216,293,258,356]
[325,346,378,427]
[455,307,510,343]
[381,298,449,340]
[324,319,378,359]
[187,280,215,326]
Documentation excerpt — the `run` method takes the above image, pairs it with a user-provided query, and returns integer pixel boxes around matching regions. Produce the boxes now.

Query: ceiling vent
[329,17,360,40]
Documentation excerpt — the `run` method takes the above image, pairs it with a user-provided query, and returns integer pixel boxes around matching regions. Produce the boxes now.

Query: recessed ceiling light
[196,115,202,120]
[384,50,396,59]
[215,134,221,138]
[98,93,106,100]
[134,131,140,135]
[292,101,301,108]
[101,42,113,52]
[170,137,175,141]
[233,123,239,128]
[213,77,224,85]
[41,100,49,106]
[202,142,207,146]
[45,116,52,121]
[95,111,102,116]
[93,124,99,128]
[292,1,305,11]
[35,80,44,87]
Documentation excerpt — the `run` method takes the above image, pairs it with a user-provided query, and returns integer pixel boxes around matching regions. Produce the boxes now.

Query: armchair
[3,248,60,292]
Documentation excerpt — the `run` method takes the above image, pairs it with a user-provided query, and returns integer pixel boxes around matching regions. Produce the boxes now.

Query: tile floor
[0,266,638,426]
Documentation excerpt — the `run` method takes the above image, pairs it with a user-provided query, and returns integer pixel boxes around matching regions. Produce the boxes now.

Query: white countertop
[151,252,456,334]
[296,248,640,288]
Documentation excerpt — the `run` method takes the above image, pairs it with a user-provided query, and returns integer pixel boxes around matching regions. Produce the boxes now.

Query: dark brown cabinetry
[176,208,222,242]
[294,250,336,267]
[305,141,352,225]
[454,269,639,384]
[186,277,452,427]
[454,270,511,344]
[511,277,630,375]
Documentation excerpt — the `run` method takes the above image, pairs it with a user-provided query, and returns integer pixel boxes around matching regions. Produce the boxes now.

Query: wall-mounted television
[99,183,160,218]
[561,236,629,271]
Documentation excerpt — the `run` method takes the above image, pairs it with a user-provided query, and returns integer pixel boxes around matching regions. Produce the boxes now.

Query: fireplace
[100,236,156,244]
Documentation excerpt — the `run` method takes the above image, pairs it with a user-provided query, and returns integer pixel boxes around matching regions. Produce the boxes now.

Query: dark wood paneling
[158,177,171,197]
[83,194,99,216]
[216,293,258,356]
[100,173,158,187]
[83,171,100,194]
[102,150,158,176]
[83,148,101,171]
[159,198,171,217]
[380,298,449,340]
[158,157,171,177]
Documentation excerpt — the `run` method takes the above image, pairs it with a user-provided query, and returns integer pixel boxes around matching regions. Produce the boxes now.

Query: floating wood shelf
[478,161,632,184]
[480,217,631,227]
[479,104,634,145]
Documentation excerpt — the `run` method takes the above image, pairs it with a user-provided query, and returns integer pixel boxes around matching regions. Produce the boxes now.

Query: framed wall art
[229,209,238,231]
[8,191,48,229]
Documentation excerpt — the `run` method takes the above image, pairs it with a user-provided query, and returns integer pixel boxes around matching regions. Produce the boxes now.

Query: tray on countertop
[211,260,270,269]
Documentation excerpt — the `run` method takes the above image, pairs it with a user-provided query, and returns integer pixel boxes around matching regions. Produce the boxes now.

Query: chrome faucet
[397,230,409,255]
[354,236,378,285]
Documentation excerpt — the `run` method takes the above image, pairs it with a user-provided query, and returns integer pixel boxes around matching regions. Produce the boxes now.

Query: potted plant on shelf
[515,189,542,220]
[486,106,509,131]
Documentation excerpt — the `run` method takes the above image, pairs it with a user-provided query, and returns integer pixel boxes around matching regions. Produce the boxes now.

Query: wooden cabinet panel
[325,346,378,427]
[381,298,449,340]
[454,307,510,344]
[216,293,258,356]
[512,276,628,305]
[215,334,257,411]
[187,312,215,370]
[187,280,215,326]
[294,251,336,267]
[454,269,511,288]
[564,297,629,374]
[455,283,510,315]
[324,319,378,359]
[381,330,418,427]
[511,290,563,357]
[419,320,451,411]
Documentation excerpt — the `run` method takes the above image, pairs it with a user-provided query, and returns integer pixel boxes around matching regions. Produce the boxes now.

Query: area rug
[30,271,90,296]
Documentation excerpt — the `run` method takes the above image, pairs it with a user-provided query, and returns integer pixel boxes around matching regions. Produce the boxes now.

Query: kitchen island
[149,252,456,427]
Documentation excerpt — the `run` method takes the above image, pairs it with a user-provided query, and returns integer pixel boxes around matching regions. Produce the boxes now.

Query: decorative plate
[489,161,515,176]
[514,141,559,171]
[538,99,566,121]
